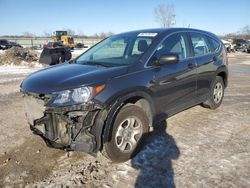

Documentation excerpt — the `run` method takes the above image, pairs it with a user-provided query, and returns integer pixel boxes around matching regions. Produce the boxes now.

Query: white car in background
[221,39,235,52]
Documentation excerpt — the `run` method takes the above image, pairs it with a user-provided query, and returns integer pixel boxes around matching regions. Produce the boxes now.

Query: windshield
[76,33,156,66]
[68,37,74,44]
[56,31,67,36]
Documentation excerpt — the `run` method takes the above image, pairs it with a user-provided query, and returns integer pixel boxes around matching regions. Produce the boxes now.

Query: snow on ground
[0,47,88,83]
[240,60,250,65]
[0,76,29,84]
[0,50,5,55]
[71,48,89,58]
[34,48,89,59]
[0,64,43,95]
[0,64,43,87]
[0,64,42,75]
[0,51,250,188]
[34,49,43,54]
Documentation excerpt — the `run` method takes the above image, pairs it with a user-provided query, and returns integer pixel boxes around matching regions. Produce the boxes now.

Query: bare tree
[223,25,250,40]
[154,3,176,28]
[43,30,52,37]
[241,25,250,38]
[99,31,115,38]
[77,29,87,37]
[62,28,76,36]
[93,32,115,38]
[67,29,75,36]
[22,32,35,37]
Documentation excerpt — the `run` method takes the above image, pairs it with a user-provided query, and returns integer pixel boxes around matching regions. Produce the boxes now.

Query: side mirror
[157,54,179,65]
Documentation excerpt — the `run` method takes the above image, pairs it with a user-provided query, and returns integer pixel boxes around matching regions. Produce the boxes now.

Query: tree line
[2,3,249,40]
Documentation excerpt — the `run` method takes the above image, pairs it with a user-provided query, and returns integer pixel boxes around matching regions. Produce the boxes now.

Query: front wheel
[102,104,149,162]
[202,76,225,109]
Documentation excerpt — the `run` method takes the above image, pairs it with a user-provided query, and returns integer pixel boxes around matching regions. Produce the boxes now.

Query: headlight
[52,84,105,106]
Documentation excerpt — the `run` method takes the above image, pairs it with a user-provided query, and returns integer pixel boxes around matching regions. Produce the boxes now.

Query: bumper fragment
[23,93,104,154]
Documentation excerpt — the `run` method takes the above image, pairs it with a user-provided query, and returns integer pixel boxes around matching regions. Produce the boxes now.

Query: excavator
[39,31,84,65]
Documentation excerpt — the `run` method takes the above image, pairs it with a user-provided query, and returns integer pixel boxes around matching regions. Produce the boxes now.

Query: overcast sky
[0,0,249,36]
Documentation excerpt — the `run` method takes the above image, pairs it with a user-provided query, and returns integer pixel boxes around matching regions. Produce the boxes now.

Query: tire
[202,76,225,109]
[50,54,59,65]
[102,104,149,162]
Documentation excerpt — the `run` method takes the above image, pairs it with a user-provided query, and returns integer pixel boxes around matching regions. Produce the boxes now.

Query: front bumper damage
[23,92,106,155]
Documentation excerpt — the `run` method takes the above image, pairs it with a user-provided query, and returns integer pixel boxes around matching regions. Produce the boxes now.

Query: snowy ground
[71,48,88,58]
[0,64,41,76]
[0,47,87,86]
[0,47,87,87]
[34,47,88,59]
[0,65,42,84]
[0,52,249,187]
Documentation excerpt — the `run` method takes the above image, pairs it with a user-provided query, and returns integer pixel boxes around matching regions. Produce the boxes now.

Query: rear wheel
[202,76,225,109]
[102,104,149,162]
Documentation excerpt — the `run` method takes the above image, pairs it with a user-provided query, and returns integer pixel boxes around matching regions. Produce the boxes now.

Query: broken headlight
[52,84,105,106]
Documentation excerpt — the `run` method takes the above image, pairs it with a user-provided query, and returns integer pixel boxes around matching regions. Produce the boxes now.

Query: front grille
[23,95,45,125]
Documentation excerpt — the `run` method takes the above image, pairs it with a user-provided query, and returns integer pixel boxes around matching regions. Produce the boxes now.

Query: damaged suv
[21,28,228,162]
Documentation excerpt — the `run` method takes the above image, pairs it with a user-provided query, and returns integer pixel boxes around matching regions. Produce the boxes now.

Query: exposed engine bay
[23,92,105,154]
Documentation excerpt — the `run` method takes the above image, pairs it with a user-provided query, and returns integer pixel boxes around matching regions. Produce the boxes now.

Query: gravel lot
[0,52,249,187]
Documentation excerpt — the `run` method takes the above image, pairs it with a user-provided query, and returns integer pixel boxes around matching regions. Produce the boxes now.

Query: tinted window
[207,37,220,52]
[154,33,189,61]
[190,33,210,56]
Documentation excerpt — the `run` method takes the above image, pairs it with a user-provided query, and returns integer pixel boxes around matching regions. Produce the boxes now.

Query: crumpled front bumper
[23,93,105,154]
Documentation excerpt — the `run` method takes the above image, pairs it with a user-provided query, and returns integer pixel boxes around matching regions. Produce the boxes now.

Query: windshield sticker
[137,33,158,37]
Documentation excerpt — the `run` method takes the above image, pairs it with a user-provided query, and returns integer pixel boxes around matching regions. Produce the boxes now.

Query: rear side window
[207,37,220,52]
[155,33,189,61]
[190,33,210,56]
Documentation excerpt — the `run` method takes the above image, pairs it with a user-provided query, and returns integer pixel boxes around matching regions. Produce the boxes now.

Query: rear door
[189,32,218,100]
[150,32,197,114]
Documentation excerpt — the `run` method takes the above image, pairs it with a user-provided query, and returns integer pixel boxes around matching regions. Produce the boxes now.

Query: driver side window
[154,33,189,61]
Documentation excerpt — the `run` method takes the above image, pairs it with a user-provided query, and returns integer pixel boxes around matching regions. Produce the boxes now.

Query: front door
[150,32,197,115]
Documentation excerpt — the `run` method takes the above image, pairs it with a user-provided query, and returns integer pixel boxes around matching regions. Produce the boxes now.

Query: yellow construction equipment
[39,31,86,65]
[52,31,83,49]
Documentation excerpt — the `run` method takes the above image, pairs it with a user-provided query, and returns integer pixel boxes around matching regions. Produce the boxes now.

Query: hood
[21,63,128,94]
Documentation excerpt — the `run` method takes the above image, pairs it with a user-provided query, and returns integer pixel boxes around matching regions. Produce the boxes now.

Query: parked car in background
[222,39,235,52]
[0,39,22,50]
[233,39,248,51]
[246,41,250,53]
[21,28,228,162]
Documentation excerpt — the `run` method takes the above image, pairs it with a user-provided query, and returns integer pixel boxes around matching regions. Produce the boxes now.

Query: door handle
[188,63,196,69]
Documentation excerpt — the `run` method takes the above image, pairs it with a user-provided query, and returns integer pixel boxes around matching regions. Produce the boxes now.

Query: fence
[0,37,102,48]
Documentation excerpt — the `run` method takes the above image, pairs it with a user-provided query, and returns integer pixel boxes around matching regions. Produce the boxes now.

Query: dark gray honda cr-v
[21,28,228,162]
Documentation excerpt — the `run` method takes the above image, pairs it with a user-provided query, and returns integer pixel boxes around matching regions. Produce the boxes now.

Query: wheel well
[217,71,227,87]
[123,96,153,129]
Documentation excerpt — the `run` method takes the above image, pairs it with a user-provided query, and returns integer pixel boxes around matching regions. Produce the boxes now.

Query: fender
[215,65,228,87]
[91,89,156,152]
